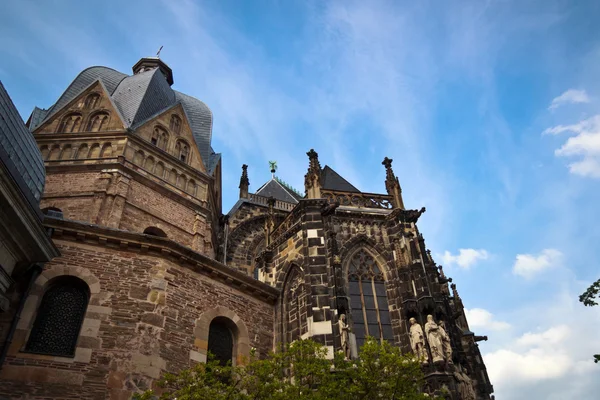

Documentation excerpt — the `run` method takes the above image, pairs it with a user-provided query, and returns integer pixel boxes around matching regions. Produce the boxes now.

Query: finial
[382,156,405,209]
[156,45,163,58]
[307,149,318,159]
[239,164,250,199]
[268,160,277,177]
[382,156,393,170]
[304,149,323,199]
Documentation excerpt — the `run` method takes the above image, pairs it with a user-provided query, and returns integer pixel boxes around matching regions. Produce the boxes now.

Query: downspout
[0,263,43,370]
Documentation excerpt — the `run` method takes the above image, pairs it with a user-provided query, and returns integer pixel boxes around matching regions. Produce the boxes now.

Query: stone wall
[0,234,275,400]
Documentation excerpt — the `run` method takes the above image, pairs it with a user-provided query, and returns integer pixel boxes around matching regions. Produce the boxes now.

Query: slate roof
[32,62,216,172]
[0,81,46,206]
[321,165,359,192]
[26,107,49,131]
[255,177,301,204]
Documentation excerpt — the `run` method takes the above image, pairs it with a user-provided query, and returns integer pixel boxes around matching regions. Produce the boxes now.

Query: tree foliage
[134,337,431,400]
[579,278,600,363]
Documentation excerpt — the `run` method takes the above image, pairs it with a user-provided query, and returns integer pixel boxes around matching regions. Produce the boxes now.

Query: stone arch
[40,145,49,160]
[177,174,187,189]
[168,168,177,184]
[273,255,306,290]
[100,142,113,157]
[154,162,165,178]
[133,150,145,166]
[88,143,101,158]
[143,226,167,238]
[187,179,197,196]
[48,144,61,160]
[339,234,391,280]
[278,264,309,346]
[57,112,82,133]
[83,92,101,110]
[170,114,182,134]
[174,139,190,163]
[86,111,110,132]
[144,156,155,172]
[60,144,73,160]
[194,306,250,366]
[75,143,88,159]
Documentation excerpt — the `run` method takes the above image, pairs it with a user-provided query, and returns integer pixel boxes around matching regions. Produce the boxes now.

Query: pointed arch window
[57,113,82,133]
[170,114,182,134]
[25,277,90,357]
[282,267,308,344]
[348,249,393,347]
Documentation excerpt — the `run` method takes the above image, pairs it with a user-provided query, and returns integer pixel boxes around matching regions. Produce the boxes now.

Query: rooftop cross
[156,45,163,58]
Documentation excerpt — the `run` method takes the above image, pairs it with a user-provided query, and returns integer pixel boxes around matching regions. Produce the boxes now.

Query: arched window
[170,114,182,134]
[143,227,167,238]
[75,143,88,159]
[25,276,90,357]
[144,156,155,172]
[187,179,197,196]
[86,112,109,132]
[282,266,308,344]
[133,150,144,165]
[57,113,82,133]
[89,144,101,158]
[154,162,165,178]
[84,93,101,110]
[177,174,187,189]
[347,249,393,347]
[168,168,177,184]
[48,145,61,160]
[175,140,190,163]
[100,143,112,157]
[207,317,234,366]
[151,126,169,150]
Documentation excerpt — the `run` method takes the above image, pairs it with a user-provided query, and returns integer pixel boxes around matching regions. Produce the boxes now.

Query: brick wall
[0,238,274,400]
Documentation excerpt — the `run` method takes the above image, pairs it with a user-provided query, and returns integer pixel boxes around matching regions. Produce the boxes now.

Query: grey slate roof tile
[33,64,214,171]
[321,165,359,192]
[0,81,45,205]
[255,178,300,204]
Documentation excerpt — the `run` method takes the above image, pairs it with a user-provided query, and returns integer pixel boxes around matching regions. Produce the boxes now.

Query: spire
[304,149,322,199]
[239,164,249,199]
[382,157,405,209]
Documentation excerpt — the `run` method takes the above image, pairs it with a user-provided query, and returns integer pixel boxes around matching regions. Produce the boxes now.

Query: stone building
[0,57,494,399]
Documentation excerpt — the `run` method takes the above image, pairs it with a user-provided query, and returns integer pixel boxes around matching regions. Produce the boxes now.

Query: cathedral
[0,57,494,399]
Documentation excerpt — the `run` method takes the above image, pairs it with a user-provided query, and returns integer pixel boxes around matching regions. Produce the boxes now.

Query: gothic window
[86,112,109,132]
[57,113,82,133]
[151,126,169,150]
[207,318,234,366]
[84,93,101,110]
[348,249,393,347]
[175,140,190,163]
[282,267,307,344]
[25,277,90,357]
[170,114,182,134]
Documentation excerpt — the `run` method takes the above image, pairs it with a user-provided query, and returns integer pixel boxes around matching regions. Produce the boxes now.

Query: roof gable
[255,178,300,204]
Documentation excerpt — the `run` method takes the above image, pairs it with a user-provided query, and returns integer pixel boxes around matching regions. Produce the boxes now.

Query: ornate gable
[133,103,206,173]
[34,81,125,135]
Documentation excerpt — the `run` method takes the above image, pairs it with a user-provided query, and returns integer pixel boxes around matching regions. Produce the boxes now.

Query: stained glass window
[348,249,393,347]
[208,319,234,366]
[25,277,89,357]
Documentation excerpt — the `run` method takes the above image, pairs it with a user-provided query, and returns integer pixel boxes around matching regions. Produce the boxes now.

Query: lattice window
[348,249,393,347]
[208,319,233,366]
[25,277,90,357]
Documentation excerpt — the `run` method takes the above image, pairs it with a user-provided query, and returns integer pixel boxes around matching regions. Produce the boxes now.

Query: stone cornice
[44,217,279,303]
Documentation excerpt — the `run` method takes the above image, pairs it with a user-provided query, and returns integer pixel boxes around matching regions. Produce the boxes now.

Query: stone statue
[454,368,476,400]
[439,320,453,364]
[424,315,445,363]
[338,314,351,360]
[409,317,428,364]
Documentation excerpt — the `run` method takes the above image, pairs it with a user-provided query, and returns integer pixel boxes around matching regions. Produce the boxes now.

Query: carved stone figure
[439,320,453,363]
[424,314,445,363]
[338,314,351,360]
[454,368,476,400]
[409,317,428,364]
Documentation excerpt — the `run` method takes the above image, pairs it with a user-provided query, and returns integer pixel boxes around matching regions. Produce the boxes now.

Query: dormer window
[175,140,189,163]
[170,115,182,135]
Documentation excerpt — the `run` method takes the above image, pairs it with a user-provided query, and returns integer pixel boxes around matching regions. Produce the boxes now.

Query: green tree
[134,338,430,400]
[579,278,600,363]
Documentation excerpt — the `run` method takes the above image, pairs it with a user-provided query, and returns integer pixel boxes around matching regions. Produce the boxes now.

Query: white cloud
[512,248,562,279]
[544,115,600,178]
[464,308,511,331]
[548,89,590,110]
[440,248,489,269]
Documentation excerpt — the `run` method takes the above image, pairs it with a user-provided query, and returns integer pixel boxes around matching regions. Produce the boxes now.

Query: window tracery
[25,277,89,357]
[86,112,109,132]
[170,114,182,134]
[57,113,82,133]
[84,93,101,110]
[348,249,393,347]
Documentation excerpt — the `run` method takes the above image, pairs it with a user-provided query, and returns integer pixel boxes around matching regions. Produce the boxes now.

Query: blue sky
[1,0,599,398]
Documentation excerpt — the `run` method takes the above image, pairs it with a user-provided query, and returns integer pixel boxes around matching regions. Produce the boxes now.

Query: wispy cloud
[548,89,590,110]
[512,248,562,279]
[544,115,600,178]
[440,248,489,269]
